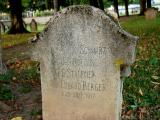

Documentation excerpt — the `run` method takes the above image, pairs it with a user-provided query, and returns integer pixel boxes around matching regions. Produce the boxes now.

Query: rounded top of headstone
[32,5,138,70]
[36,5,138,43]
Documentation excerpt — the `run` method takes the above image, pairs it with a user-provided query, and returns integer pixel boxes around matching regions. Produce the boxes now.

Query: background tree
[0,0,9,12]
[54,0,59,12]
[97,0,104,10]
[113,0,119,17]
[124,0,129,16]
[52,0,104,11]
[89,0,99,8]
[140,0,146,15]
[8,0,28,34]
[89,0,104,10]
[147,0,151,8]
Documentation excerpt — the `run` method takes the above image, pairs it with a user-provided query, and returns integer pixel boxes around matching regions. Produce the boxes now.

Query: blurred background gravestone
[0,39,7,74]
[0,22,5,34]
[32,6,138,120]
[145,8,158,20]
[0,22,7,74]
[30,19,38,32]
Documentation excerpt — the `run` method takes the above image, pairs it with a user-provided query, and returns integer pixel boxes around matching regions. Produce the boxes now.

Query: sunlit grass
[120,14,160,37]
[26,24,45,32]
[1,33,36,48]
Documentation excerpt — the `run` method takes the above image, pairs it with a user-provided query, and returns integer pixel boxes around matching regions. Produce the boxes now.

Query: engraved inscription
[60,80,106,91]
[56,57,95,66]
[52,43,109,100]
[61,91,95,99]
[79,46,108,55]
[54,46,109,55]
[56,69,95,78]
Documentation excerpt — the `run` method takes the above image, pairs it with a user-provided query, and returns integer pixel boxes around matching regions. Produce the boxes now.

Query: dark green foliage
[0,70,15,101]
[0,84,14,100]
[17,68,40,81]
[19,84,32,93]
[0,61,40,100]
[0,70,15,82]
[123,59,160,107]
[0,0,8,12]
[30,108,42,116]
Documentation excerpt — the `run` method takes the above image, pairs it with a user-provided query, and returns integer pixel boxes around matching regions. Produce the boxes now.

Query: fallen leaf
[151,76,159,80]
[11,117,22,120]
[151,81,160,85]
[126,110,132,116]
[12,77,17,80]
[139,88,143,96]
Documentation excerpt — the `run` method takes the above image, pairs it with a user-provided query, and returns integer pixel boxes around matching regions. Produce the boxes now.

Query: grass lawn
[120,15,160,119]
[1,33,36,48]
[26,24,45,32]
[1,24,45,48]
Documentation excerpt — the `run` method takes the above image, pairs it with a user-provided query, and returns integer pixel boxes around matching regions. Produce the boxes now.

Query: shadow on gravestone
[31,5,138,120]
[30,19,38,32]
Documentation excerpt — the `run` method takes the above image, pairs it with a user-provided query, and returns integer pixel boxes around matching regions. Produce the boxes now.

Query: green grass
[1,24,46,48]
[120,14,160,37]
[120,15,160,119]
[26,24,45,32]
[1,33,36,48]
[121,15,160,59]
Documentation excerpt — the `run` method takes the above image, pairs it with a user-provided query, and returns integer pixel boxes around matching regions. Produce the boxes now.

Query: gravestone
[0,39,7,74]
[0,22,5,34]
[32,6,138,120]
[30,19,37,32]
[145,8,158,20]
[23,21,27,29]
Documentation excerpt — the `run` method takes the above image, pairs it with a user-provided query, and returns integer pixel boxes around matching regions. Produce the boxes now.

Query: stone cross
[32,6,138,120]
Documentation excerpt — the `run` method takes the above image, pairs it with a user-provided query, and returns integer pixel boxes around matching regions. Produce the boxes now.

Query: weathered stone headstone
[30,19,37,32]
[0,39,7,74]
[32,6,138,120]
[145,8,158,20]
[23,21,27,29]
[0,22,5,34]
[0,23,7,74]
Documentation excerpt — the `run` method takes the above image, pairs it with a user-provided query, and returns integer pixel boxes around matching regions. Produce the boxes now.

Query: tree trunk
[60,0,69,7]
[70,0,73,5]
[113,0,119,18]
[45,0,49,9]
[8,0,28,34]
[89,0,104,10]
[89,0,99,8]
[140,0,146,15]
[147,0,151,8]
[124,0,129,16]
[98,0,104,10]
[54,0,59,12]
